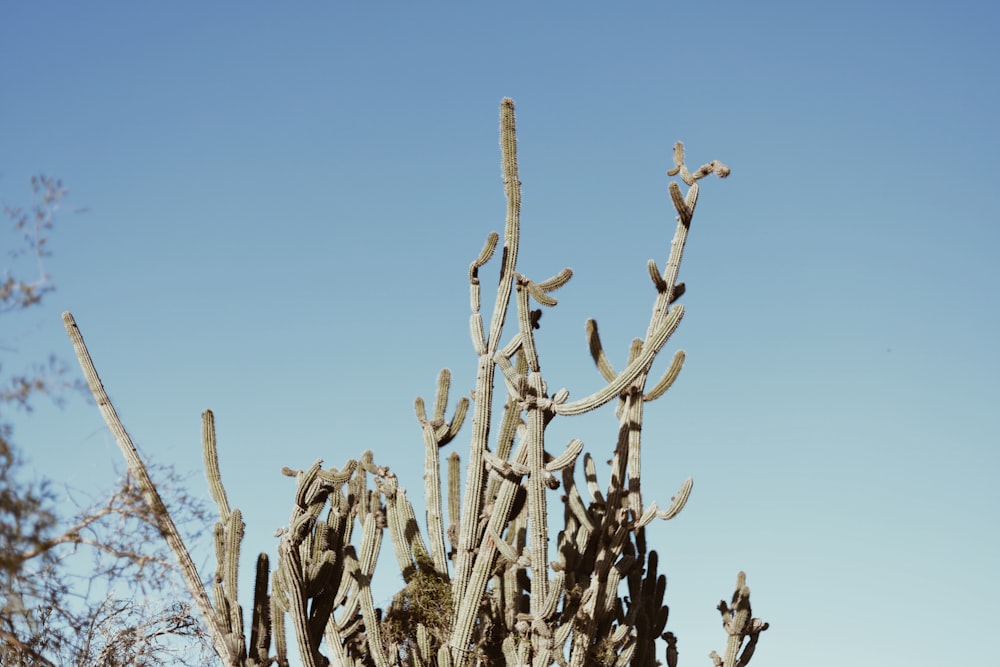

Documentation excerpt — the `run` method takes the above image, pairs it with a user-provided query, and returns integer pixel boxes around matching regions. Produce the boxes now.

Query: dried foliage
[64,100,768,666]
[1,176,214,665]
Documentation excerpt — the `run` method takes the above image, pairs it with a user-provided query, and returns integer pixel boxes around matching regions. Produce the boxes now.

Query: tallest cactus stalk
[450,98,522,647]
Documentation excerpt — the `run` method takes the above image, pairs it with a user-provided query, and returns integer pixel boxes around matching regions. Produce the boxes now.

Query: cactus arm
[546,438,583,473]
[417,369,466,575]
[636,477,694,527]
[553,304,684,416]
[585,319,618,382]
[644,349,686,403]
[647,259,668,292]
[582,453,605,506]
[525,374,551,612]
[484,379,525,503]
[202,409,231,523]
[486,98,522,350]
[468,232,498,355]
[248,553,272,665]
[535,267,573,293]
[432,369,452,422]
[421,418,451,574]
[711,572,769,667]
[561,464,596,536]
[224,508,246,646]
[485,524,519,563]
[447,452,461,554]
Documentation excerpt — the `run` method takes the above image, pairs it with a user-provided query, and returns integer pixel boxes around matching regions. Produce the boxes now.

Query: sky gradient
[3,2,998,666]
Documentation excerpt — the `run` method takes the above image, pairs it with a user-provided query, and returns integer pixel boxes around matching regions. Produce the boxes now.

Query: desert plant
[62,98,767,666]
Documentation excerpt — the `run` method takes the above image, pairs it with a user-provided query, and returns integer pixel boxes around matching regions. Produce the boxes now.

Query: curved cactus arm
[485,523,519,563]
[494,335,526,400]
[669,181,695,227]
[467,231,497,355]
[635,477,694,526]
[317,460,357,486]
[535,266,573,292]
[484,450,530,477]
[469,231,499,311]
[647,258,668,292]
[585,319,618,383]
[644,349,686,403]
[545,438,583,473]
[554,304,684,417]
[202,409,231,523]
[443,396,469,445]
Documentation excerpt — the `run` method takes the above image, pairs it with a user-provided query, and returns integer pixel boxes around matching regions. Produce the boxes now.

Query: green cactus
[63,98,767,666]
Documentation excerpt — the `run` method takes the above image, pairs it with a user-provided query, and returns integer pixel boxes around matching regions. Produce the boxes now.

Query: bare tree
[1,176,215,666]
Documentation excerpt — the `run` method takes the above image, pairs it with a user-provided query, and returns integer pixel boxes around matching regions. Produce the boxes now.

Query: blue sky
[3,2,998,666]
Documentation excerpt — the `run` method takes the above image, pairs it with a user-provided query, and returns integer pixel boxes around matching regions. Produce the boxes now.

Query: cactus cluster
[64,99,767,666]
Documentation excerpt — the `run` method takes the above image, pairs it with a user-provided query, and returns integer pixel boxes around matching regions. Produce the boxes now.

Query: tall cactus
[64,98,767,666]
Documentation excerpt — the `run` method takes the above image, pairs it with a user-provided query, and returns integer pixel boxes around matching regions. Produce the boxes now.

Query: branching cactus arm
[709,572,770,667]
[415,369,468,576]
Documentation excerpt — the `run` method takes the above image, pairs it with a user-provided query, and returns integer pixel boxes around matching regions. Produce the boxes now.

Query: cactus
[63,98,767,666]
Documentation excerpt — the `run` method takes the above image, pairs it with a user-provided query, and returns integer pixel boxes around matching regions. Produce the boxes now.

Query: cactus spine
[64,98,766,666]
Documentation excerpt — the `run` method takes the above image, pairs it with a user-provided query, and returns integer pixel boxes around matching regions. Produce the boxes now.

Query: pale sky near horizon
[3,2,998,666]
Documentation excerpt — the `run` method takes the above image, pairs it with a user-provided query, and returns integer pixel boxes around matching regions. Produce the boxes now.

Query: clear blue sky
[3,2,997,666]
